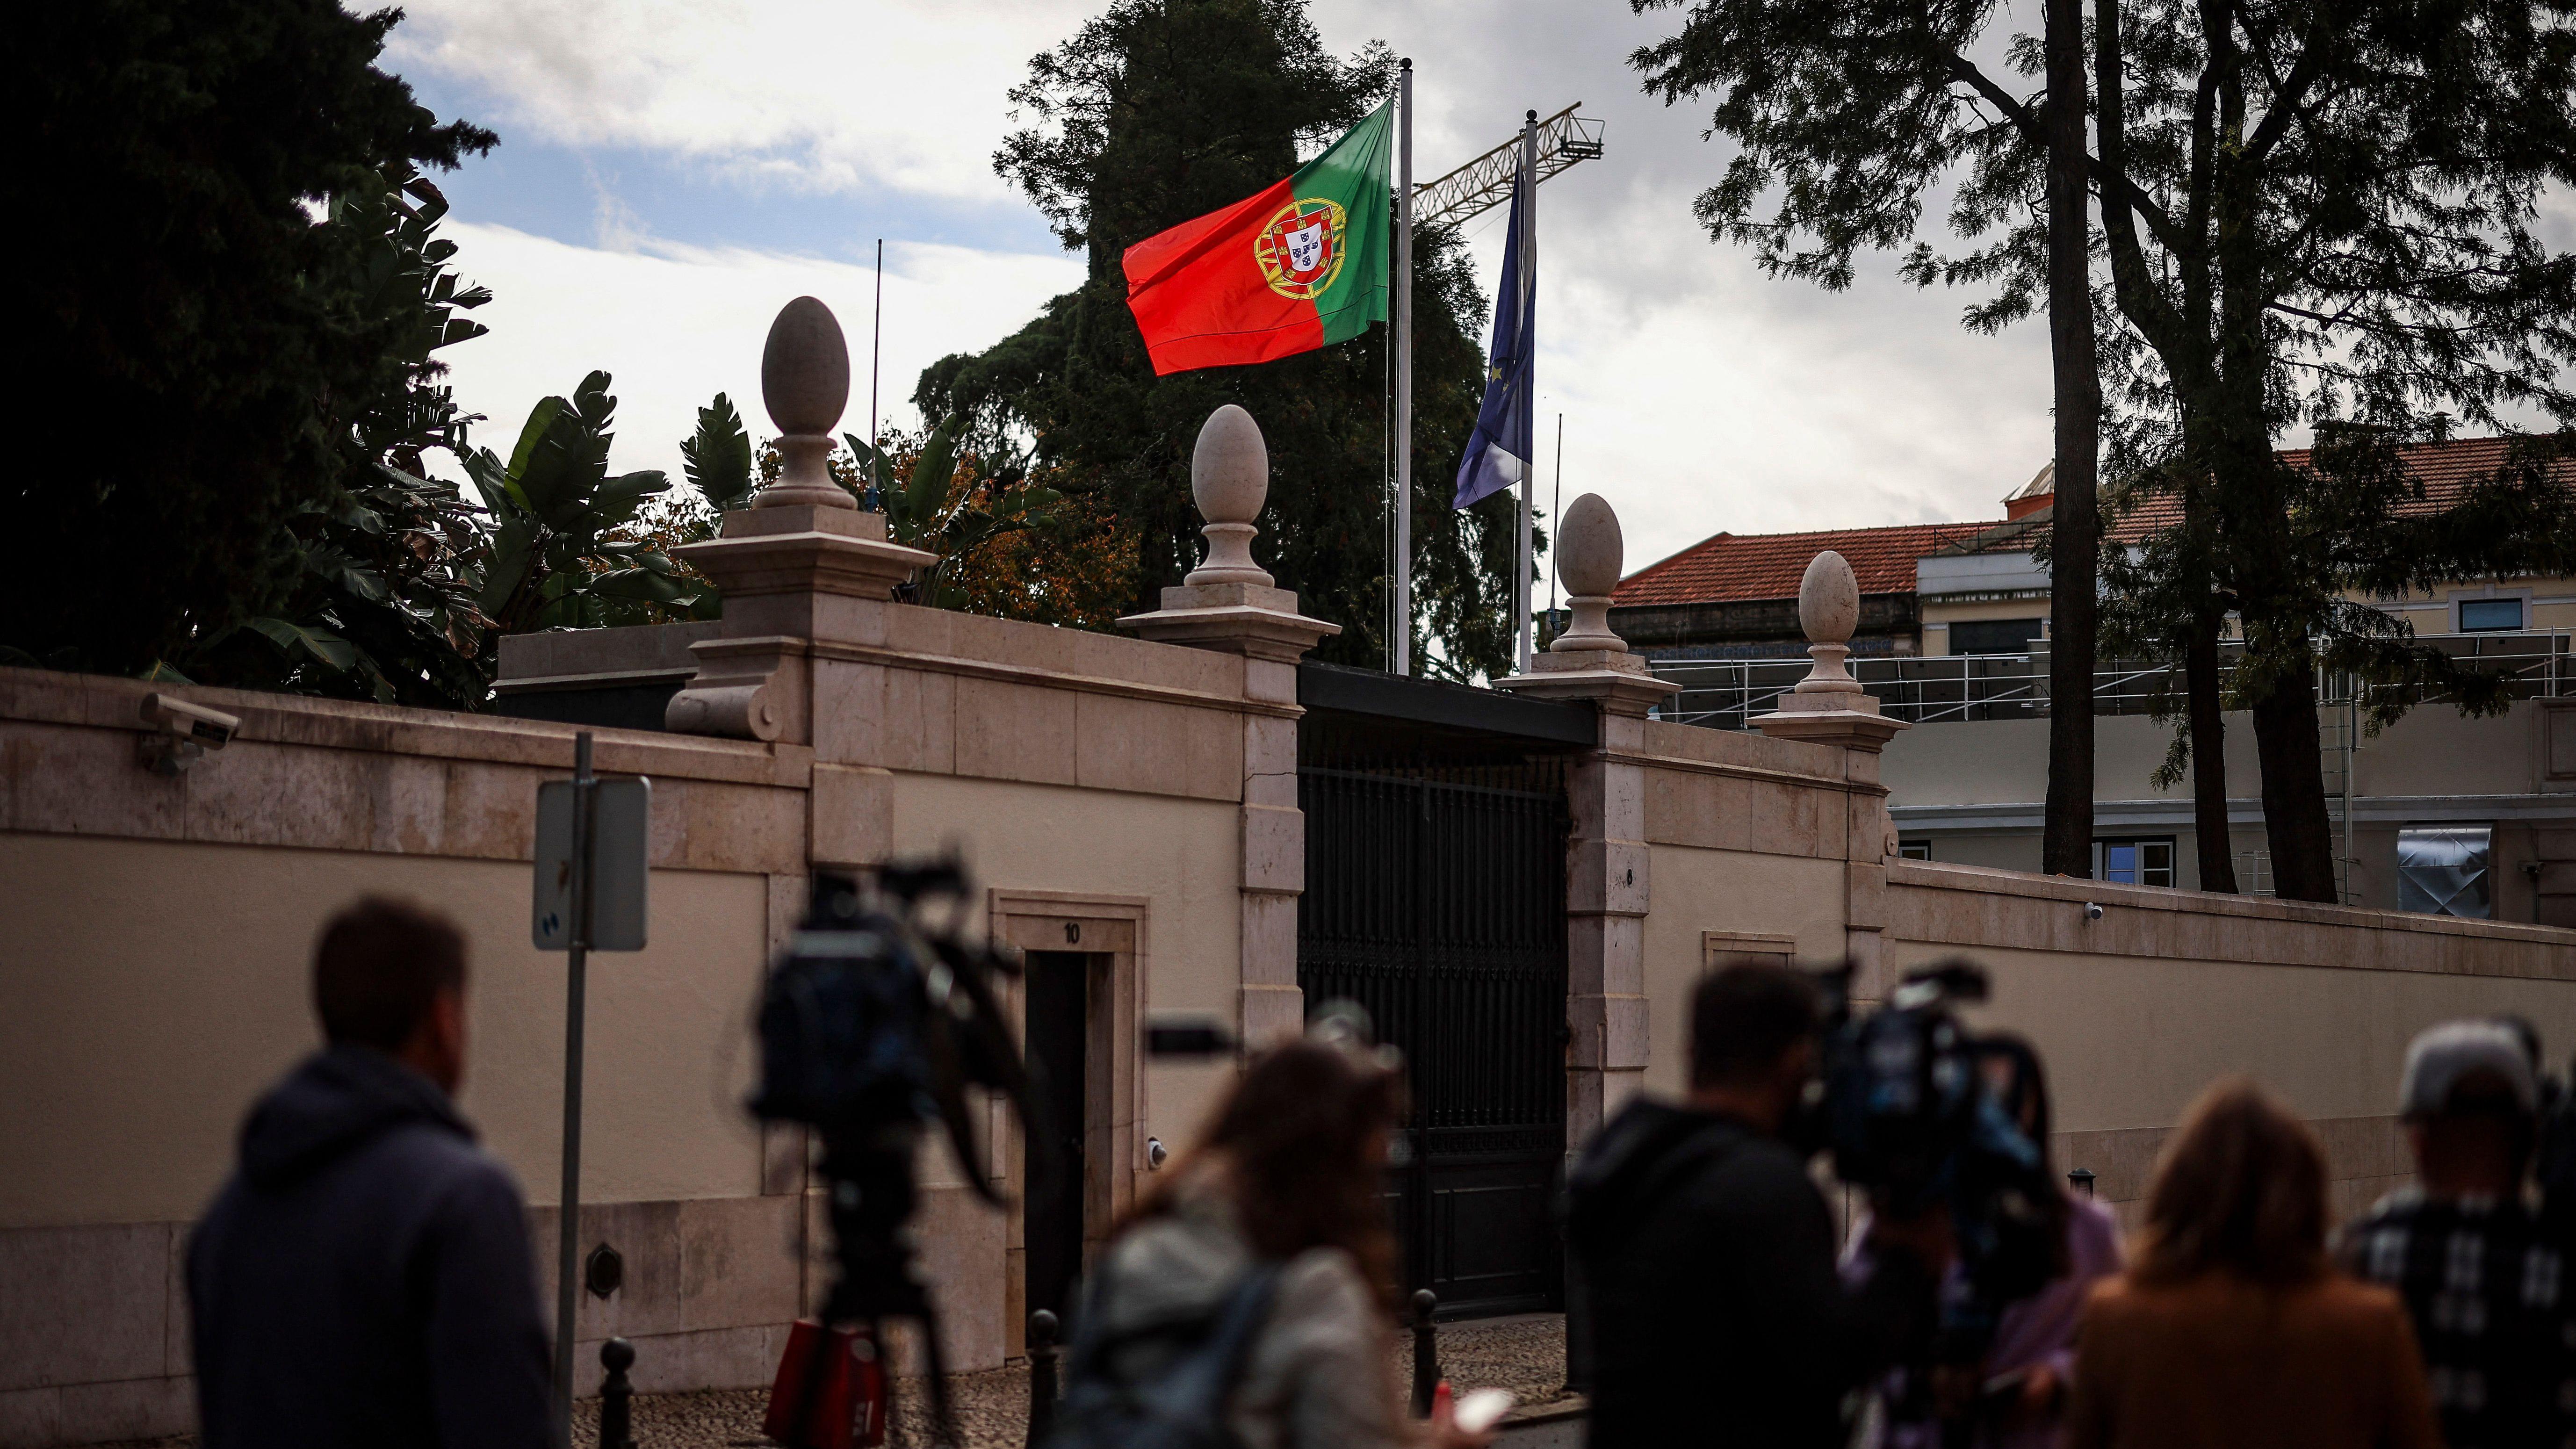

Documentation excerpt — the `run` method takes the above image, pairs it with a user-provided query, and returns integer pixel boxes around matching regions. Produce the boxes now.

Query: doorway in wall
[1022,950,1097,1324]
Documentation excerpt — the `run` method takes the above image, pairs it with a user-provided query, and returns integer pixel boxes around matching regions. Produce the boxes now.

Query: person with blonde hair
[2064,1077,2441,1449]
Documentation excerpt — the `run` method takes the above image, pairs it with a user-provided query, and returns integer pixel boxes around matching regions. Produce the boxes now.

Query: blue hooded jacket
[188,1044,551,1449]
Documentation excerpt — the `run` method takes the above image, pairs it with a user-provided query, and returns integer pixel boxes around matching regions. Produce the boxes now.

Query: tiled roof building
[1609,434,2573,659]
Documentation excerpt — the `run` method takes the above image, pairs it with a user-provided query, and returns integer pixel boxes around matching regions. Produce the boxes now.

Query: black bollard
[1025,1310,1060,1448]
[599,1338,637,1449]
[1409,1289,1439,1418]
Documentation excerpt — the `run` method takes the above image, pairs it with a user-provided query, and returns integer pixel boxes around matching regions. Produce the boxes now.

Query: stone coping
[0,667,804,788]
[1613,746,1890,799]
[1638,716,1872,782]
[808,637,1296,721]
[1891,857,2576,979]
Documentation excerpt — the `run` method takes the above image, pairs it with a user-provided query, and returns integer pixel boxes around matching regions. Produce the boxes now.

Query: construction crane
[1410,103,1605,233]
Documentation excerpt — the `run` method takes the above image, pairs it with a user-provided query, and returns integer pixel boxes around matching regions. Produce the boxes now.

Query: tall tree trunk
[2184,595,2238,892]
[2041,0,2101,879]
[2247,630,2341,900]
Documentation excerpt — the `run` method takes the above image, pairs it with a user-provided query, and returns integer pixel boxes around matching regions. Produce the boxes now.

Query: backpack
[1043,1262,1284,1449]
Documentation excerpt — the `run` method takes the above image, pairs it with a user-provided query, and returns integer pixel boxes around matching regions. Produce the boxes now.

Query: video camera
[749,858,1038,1446]
[1815,962,2064,1389]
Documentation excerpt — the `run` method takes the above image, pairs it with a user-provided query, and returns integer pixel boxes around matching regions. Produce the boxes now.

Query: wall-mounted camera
[2083,901,2105,922]
[137,693,240,775]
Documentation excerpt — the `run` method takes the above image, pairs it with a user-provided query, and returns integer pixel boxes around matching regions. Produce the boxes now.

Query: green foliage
[683,393,757,512]
[9,0,494,676]
[929,0,1526,678]
[463,372,693,634]
[846,420,1066,610]
[170,166,503,706]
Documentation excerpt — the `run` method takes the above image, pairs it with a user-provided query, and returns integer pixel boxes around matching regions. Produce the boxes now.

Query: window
[1949,618,2046,655]
[2397,827,2491,918]
[2458,597,2525,633]
[2093,837,2176,887]
[1898,839,1933,861]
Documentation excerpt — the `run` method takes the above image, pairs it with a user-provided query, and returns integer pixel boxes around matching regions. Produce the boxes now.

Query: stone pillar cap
[1122,404,1338,661]
[1496,492,1677,714]
[753,296,859,512]
[1752,548,1909,751]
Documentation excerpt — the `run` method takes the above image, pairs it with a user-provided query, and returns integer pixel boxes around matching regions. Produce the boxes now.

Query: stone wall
[0,587,1276,1446]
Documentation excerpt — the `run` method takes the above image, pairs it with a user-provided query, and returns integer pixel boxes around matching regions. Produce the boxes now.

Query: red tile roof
[1620,436,2563,607]
[1614,522,2002,606]
[2105,434,2562,542]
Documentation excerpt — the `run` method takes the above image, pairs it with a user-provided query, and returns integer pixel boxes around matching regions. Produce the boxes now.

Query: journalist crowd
[184,900,2570,1449]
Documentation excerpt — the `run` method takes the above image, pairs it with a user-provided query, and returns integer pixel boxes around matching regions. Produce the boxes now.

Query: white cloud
[388,0,1076,202]
[397,0,2059,573]
[428,224,1083,485]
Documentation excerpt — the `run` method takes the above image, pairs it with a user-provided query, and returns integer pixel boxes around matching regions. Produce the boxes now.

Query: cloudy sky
[384,0,2059,576]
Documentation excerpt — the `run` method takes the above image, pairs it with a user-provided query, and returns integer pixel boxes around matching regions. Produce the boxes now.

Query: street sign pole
[552,731,596,1443]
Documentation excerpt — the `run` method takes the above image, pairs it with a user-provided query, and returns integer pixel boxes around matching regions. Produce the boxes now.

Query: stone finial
[1187,404,1273,586]
[755,296,856,511]
[1799,550,1859,646]
[1794,550,1863,696]
[1493,493,1678,718]
[1752,548,1907,750]
[1119,405,1338,661]
[1550,493,1625,652]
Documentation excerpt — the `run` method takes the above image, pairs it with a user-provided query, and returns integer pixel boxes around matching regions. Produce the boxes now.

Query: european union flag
[1454,175,1533,510]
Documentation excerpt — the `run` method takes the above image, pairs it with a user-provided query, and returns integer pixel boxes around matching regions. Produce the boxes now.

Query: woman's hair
[1128,1038,1407,1299]
[2131,1077,2331,1287]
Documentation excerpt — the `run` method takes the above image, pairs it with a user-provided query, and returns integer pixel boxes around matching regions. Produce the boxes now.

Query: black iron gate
[1298,760,1569,1317]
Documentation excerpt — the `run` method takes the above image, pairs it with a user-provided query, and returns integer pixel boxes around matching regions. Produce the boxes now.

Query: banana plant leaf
[241,617,360,671]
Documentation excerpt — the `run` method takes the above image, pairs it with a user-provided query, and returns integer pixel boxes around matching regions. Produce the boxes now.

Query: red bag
[763,1320,887,1449]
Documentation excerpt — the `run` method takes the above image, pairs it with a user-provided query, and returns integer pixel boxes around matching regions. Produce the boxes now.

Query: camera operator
[1568,962,1949,1448]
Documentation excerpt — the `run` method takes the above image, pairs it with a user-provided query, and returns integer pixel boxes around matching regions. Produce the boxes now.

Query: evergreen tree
[11,0,495,676]
[918,0,1523,678]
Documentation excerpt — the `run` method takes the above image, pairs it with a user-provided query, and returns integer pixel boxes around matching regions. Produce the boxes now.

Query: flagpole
[1548,411,1563,646]
[1393,60,1415,678]
[1514,110,1537,675]
[869,238,885,505]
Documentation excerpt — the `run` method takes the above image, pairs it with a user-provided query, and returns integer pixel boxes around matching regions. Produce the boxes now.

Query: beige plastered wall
[1884,859,2576,1224]
[1624,718,2576,1239]
[0,613,1268,1448]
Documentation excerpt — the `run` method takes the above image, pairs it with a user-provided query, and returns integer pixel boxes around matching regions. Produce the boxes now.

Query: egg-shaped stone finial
[1798,550,1860,646]
[753,296,857,510]
[1548,492,1629,654]
[1185,404,1273,586]
[762,296,849,436]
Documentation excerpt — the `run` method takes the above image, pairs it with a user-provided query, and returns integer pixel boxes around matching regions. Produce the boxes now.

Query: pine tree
[917,0,1523,678]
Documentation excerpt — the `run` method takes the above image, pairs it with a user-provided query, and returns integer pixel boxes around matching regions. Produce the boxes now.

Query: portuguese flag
[1122,100,1394,376]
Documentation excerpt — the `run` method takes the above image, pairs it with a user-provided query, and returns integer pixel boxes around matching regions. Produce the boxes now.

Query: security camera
[138,692,240,774]
[2083,901,2105,922]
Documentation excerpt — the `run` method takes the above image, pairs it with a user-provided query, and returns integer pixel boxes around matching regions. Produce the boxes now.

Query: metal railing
[1649,631,2574,731]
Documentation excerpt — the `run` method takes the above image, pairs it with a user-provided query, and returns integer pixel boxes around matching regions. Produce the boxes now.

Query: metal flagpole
[1514,112,1537,674]
[1393,60,1414,677]
[869,239,885,505]
[1548,411,1563,646]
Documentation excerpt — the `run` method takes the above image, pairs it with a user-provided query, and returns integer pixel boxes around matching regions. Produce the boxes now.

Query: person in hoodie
[1568,961,1948,1449]
[188,895,550,1449]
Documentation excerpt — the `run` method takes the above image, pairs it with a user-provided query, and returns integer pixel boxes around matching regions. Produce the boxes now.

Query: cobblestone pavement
[102,1314,1572,1449]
